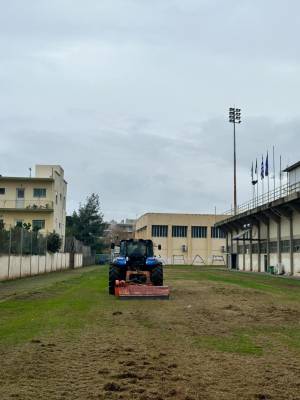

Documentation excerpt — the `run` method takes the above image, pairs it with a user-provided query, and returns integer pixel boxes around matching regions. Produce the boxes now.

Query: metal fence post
[30,230,33,276]
[8,227,12,279]
[19,227,23,278]
[37,233,40,275]
[45,234,47,273]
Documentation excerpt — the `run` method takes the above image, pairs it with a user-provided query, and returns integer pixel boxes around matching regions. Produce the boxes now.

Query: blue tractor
[109,239,167,298]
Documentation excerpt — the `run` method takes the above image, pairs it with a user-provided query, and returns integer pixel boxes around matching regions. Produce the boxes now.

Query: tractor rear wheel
[151,264,163,286]
[109,265,121,295]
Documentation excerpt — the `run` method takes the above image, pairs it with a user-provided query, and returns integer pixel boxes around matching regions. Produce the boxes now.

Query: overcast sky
[1,0,300,221]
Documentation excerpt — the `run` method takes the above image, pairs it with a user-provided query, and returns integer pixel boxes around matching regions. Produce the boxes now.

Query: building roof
[137,212,226,219]
[0,177,54,182]
[283,161,300,173]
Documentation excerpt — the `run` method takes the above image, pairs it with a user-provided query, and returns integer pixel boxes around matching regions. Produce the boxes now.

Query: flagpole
[267,151,269,202]
[256,159,259,207]
[268,170,270,202]
[280,155,282,197]
[261,155,264,206]
[273,145,276,200]
[251,162,255,208]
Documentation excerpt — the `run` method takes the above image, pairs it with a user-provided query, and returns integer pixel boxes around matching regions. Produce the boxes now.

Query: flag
[265,152,269,177]
[252,161,258,185]
[261,155,264,179]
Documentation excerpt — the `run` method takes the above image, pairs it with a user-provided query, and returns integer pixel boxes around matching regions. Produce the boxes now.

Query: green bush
[47,232,62,253]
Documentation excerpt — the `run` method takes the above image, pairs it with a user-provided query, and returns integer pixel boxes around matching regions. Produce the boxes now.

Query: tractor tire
[151,264,163,286]
[109,265,121,295]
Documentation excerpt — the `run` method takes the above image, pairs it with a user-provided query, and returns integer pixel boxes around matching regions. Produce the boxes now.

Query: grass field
[1,265,300,400]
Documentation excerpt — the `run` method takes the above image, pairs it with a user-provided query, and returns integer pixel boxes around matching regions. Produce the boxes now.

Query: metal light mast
[229,107,241,215]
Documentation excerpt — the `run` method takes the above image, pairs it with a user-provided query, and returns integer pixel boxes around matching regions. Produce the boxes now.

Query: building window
[55,192,58,204]
[172,225,187,237]
[240,244,245,254]
[152,225,168,237]
[280,240,290,253]
[32,220,45,230]
[252,243,259,253]
[33,188,46,198]
[260,241,267,254]
[0,219,4,229]
[293,239,300,252]
[192,226,207,238]
[211,227,226,238]
[269,241,277,253]
[0,188,5,195]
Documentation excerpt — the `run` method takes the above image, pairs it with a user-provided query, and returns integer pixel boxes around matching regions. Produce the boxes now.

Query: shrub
[47,232,62,253]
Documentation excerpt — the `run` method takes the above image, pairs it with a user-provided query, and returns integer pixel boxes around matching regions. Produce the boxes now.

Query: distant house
[104,219,136,242]
[0,165,67,244]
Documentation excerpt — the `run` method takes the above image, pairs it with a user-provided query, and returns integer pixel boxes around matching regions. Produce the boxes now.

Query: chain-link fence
[0,227,48,256]
[0,227,71,281]
[64,237,95,266]
[0,229,95,281]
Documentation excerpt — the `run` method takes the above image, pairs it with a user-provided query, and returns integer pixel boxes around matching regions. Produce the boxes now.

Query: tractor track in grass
[1,266,300,399]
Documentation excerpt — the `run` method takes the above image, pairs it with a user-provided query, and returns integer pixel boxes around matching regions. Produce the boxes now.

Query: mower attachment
[115,274,170,300]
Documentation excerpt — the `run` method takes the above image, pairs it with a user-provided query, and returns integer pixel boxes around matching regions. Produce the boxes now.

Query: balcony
[0,199,54,212]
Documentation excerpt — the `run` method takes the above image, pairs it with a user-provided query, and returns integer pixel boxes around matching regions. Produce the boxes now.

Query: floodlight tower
[229,107,241,215]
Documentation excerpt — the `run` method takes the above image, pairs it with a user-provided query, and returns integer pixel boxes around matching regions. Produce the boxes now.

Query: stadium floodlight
[228,107,242,215]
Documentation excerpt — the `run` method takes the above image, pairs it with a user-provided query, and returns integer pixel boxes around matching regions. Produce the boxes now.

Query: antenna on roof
[29,167,32,178]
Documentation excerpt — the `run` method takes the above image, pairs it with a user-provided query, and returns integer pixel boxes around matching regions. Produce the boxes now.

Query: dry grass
[1,265,300,399]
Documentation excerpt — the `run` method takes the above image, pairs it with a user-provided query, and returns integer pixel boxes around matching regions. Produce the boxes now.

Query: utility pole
[229,107,241,215]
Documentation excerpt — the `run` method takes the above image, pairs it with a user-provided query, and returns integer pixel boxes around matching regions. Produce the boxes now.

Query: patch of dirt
[1,269,300,400]
[103,382,123,392]
[10,291,52,301]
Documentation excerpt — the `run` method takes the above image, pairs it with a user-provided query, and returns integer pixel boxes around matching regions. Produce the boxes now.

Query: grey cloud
[1,1,300,220]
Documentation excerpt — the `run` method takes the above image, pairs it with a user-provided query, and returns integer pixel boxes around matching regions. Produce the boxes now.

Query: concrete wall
[252,254,259,272]
[0,252,81,281]
[74,253,83,269]
[294,254,300,274]
[261,254,267,272]
[293,213,300,237]
[281,253,291,274]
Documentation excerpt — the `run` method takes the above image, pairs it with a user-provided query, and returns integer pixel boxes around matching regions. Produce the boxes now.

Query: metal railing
[224,181,300,217]
[0,199,54,210]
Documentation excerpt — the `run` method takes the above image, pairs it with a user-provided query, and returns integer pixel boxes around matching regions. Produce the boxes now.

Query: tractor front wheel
[109,265,121,295]
[151,264,163,286]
